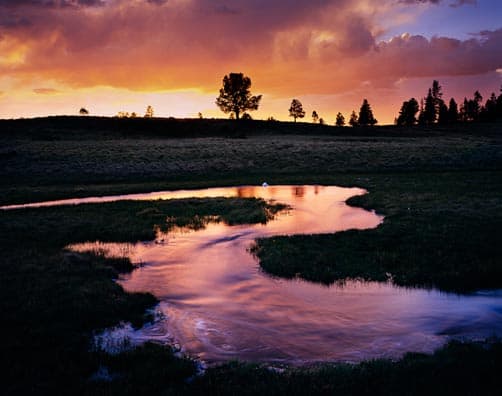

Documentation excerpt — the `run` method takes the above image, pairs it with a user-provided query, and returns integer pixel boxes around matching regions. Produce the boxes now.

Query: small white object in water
[262,182,269,187]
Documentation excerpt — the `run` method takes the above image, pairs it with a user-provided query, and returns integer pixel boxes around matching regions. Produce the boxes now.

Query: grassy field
[1,117,501,205]
[1,117,502,394]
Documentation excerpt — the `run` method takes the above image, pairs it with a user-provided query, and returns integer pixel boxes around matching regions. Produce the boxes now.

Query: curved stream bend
[62,185,502,365]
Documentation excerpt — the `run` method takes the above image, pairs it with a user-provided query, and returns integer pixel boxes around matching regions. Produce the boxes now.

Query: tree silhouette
[423,89,436,125]
[358,99,377,126]
[349,111,358,127]
[448,98,458,123]
[497,87,502,118]
[461,91,483,121]
[438,101,449,125]
[396,98,419,126]
[432,80,444,118]
[319,118,325,125]
[79,108,89,115]
[432,80,442,101]
[482,93,498,121]
[216,73,262,120]
[289,99,305,122]
[312,110,319,123]
[335,112,345,127]
[144,105,154,118]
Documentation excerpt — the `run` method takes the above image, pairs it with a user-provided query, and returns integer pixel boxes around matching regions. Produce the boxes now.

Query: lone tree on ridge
[289,99,305,122]
[216,73,262,120]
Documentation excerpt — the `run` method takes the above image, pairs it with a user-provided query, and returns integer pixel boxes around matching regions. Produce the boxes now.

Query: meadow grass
[1,118,501,205]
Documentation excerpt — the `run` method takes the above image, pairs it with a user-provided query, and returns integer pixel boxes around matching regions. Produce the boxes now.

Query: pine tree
[483,93,498,121]
[423,89,435,125]
[349,111,358,127]
[358,99,377,126]
[431,80,444,120]
[438,101,449,125]
[396,98,419,126]
[418,99,426,126]
[497,86,502,118]
[312,110,319,123]
[448,98,458,123]
[335,112,345,127]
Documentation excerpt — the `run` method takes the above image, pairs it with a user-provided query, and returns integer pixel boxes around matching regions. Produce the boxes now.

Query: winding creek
[4,185,502,364]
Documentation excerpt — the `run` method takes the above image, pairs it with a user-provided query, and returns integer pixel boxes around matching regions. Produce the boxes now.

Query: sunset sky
[0,0,501,124]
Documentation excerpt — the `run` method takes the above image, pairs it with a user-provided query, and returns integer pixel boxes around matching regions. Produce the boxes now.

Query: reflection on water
[66,186,502,365]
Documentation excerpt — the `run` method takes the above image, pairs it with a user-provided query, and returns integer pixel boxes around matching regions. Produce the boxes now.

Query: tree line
[216,73,502,127]
[78,73,502,126]
[215,72,380,126]
[396,80,502,126]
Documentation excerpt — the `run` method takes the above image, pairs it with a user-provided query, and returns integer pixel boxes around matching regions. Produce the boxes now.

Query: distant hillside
[3,116,499,140]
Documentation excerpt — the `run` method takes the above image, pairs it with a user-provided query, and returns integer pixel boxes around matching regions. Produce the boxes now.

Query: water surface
[63,186,502,364]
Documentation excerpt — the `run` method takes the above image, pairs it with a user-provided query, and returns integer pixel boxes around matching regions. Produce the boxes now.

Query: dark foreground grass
[0,197,283,395]
[1,119,502,394]
[83,340,502,396]
[252,171,502,292]
[188,341,502,396]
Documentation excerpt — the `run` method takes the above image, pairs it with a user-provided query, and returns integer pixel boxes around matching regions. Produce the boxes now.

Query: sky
[0,0,501,124]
